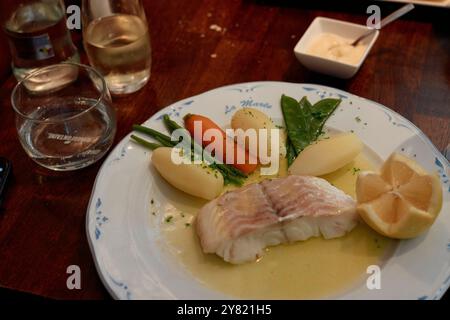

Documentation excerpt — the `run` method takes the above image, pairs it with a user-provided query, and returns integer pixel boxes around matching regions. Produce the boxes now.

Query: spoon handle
[352,3,415,46]
[380,3,415,29]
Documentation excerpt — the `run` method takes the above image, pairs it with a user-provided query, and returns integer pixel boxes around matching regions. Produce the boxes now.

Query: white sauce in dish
[307,33,367,65]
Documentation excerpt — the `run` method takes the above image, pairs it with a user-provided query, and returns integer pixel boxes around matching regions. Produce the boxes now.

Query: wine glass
[82,0,152,95]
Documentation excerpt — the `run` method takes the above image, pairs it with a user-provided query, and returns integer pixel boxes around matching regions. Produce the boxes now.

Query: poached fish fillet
[196,175,357,264]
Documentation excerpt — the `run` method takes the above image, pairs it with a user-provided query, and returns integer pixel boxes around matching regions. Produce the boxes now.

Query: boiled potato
[152,147,224,200]
[231,108,285,157]
[232,108,276,132]
[289,133,363,177]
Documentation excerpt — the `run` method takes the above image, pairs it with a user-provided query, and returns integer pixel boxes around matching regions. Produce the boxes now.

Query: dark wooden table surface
[0,0,449,300]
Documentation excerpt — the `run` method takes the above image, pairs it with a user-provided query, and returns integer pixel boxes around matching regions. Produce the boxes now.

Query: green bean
[131,135,163,150]
[163,114,183,133]
[132,125,175,147]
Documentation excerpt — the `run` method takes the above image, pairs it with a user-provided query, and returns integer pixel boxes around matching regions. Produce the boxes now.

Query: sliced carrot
[184,114,258,174]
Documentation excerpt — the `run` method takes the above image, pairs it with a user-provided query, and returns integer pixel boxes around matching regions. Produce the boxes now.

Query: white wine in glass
[82,0,152,95]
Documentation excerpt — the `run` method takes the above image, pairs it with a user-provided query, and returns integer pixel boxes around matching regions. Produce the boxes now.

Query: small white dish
[294,17,379,79]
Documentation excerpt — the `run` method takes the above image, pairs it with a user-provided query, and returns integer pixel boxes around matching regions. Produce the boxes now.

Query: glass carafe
[2,0,80,81]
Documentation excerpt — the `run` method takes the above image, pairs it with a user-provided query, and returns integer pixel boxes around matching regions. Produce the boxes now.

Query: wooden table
[0,0,448,300]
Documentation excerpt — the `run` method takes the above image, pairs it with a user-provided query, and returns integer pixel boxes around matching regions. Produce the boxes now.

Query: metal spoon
[350,3,415,47]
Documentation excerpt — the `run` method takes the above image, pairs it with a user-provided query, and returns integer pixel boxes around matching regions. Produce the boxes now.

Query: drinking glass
[82,0,152,95]
[12,63,117,171]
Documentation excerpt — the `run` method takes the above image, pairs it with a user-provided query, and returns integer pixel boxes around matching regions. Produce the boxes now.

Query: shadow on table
[0,286,51,301]
[282,63,351,91]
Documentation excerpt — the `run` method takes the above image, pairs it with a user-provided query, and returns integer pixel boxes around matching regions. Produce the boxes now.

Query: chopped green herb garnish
[352,168,361,175]
[185,223,191,227]
[355,116,362,123]
[165,216,173,223]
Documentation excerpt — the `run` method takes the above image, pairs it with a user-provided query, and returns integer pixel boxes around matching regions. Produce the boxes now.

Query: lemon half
[356,153,443,239]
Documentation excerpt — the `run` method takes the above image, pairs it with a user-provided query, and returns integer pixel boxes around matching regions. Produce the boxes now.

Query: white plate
[379,0,450,7]
[86,82,450,300]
